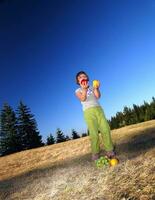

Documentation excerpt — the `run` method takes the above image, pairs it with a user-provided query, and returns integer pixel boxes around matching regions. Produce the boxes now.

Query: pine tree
[116,111,125,127]
[71,129,80,139]
[150,97,155,119]
[123,106,136,125]
[16,101,43,150]
[65,135,70,141]
[47,133,55,145]
[109,116,120,129]
[139,104,145,122]
[133,104,141,123]
[0,103,21,156]
[81,133,87,137]
[56,128,66,143]
[143,101,151,121]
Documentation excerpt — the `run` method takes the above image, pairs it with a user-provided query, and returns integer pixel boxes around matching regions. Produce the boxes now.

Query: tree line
[0,101,87,156]
[1,97,155,156]
[47,128,87,145]
[108,97,155,129]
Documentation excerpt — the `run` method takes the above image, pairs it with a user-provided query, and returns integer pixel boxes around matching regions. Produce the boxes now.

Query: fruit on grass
[93,80,100,88]
[95,156,110,168]
[95,159,102,168]
[110,158,119,166]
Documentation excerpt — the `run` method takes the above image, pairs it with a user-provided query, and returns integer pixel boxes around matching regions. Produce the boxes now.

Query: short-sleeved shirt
[75,86,100,111]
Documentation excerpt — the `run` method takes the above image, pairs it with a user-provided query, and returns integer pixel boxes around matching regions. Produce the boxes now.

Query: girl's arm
[76,81,89,101]
[93,88,101,99]
[76,88,88,101]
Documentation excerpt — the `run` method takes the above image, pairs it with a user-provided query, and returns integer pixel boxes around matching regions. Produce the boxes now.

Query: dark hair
[75,71,89,85]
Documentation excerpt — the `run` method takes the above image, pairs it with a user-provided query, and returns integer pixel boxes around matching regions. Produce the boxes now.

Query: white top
[75,86,100,111]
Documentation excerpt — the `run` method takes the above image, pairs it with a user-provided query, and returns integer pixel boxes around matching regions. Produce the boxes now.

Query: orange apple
[110,158,119,166]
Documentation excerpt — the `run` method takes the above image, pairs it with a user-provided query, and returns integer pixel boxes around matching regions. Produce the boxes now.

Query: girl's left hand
[93,80,100,89]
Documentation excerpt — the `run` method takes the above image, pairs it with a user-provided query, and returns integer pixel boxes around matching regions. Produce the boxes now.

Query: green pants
[84,106,113,154]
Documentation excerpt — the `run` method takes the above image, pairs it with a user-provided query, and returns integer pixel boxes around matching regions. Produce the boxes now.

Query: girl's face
[77,73,88,85]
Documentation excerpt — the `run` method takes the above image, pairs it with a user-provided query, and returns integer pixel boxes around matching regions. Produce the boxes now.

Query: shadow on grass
[115,126,155,159]
[0,127,155,199]
[0,153,92,200]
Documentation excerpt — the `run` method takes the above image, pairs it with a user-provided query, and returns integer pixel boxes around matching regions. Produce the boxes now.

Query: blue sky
[0,0,155,141]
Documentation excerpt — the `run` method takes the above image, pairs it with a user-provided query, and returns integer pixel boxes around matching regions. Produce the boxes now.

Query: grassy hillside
[0,120,155,200]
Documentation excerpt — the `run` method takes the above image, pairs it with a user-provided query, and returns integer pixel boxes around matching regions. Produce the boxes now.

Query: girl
[75,71,115,161]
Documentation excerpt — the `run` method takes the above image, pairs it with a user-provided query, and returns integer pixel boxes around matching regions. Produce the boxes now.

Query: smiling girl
[75,71,115,161]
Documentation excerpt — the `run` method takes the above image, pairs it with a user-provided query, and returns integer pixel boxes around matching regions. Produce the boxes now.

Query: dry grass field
[0,120,155,200]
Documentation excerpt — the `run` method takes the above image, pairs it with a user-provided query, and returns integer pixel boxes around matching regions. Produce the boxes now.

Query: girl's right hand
[80,80,89,89]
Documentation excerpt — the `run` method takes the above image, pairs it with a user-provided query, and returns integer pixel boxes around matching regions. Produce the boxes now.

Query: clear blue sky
[0,0,155,141]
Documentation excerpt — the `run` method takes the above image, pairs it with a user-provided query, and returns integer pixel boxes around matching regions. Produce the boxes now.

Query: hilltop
[0,120,155,200]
